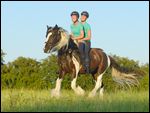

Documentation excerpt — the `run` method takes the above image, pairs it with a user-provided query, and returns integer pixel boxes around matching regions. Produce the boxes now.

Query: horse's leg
[71,75,85,95]
[92,77,104,97]
[71,56,85,96]
[88,73,103,97]
[51,71,65,98]
[51,77,62,97]
[99,82,104,97]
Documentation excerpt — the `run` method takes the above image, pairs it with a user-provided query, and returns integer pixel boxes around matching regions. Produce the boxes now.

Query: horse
[43,24,143,97]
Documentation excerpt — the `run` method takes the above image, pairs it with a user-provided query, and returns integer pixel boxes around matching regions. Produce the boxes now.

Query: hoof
[50,89,60,98]
[88,92,96,98]
[99,88,104,98]
[75,86,85,96]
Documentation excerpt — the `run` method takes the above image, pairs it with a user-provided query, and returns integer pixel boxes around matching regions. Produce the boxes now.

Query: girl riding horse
[70,11,91,74]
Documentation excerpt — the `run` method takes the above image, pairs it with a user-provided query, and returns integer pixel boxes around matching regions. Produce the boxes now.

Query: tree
[1,54,149,91]
[1,49,6,65]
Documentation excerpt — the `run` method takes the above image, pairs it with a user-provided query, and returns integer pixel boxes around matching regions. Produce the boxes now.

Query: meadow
[1,89,149,112]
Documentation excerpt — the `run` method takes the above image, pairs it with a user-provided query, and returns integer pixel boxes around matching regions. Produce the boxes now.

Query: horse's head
[43,24,69,53]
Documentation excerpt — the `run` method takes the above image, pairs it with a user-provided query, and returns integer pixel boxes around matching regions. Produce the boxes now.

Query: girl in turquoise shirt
[70,11,84,42]
[70,11,88,72]
[79,11,91,74]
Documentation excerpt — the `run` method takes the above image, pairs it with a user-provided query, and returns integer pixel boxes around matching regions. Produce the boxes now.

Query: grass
[1,89,149,112]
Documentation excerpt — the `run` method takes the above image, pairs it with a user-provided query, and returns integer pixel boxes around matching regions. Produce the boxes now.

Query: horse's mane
[58,27,80,57]
[59,27,69,37]
[59,27,78,48]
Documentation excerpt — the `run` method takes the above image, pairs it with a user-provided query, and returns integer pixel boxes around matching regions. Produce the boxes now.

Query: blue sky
[1,1,149,64]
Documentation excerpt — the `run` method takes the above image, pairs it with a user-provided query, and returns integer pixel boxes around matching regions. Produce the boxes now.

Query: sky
[1,1,149,64]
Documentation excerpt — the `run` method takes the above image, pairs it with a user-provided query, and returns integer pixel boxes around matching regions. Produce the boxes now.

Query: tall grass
[1,89,149,112]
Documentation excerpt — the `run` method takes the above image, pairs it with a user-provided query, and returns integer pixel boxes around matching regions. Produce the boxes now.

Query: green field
[1,89,149,112]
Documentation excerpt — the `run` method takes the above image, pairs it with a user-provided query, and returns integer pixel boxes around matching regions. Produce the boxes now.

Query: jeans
[79,41,91,67]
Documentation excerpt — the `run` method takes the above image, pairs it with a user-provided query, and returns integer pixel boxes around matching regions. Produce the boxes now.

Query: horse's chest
[58,54,74,71]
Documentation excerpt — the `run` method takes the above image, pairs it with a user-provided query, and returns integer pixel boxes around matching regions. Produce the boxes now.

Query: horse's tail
[109,56,145,87]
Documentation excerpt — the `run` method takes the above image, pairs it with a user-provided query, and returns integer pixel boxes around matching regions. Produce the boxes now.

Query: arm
[72,30,84,40]
[81,30,91,41]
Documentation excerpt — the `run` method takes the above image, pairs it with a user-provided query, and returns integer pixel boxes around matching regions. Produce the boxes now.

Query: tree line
[1,49,149,91]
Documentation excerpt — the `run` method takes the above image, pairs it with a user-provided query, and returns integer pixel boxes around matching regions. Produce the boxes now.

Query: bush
[1,54,149,91]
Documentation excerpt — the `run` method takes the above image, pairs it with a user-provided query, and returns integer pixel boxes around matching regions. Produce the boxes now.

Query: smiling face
[81,15,87,22]
[71,15,78,23]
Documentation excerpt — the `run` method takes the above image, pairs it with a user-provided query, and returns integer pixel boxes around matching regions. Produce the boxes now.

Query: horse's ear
[55,24,58,28]
[47,25,52,30]
[47,25,49,29]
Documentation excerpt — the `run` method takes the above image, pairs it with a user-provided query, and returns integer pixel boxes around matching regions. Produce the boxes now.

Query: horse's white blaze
[71,56,85,95]
[89,74,103,97]
[51,78,62,97]
[45,32,52,43]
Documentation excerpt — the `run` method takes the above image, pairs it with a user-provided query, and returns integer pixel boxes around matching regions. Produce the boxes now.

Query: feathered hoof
[88,92,96,98]
[50,89,61,98]
[74,86,85,96]
[99,88,104,98]
[77,86,85,96]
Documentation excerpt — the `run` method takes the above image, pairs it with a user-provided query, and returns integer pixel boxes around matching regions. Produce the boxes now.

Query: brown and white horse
[43,25,143,97]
